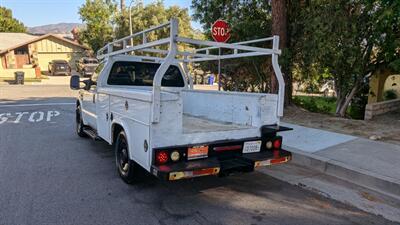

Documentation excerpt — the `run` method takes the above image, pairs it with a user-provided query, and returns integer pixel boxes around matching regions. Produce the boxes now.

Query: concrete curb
[285,145,400,201]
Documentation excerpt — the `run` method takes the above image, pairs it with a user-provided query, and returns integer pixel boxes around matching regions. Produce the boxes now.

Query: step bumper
[151,150,291,181]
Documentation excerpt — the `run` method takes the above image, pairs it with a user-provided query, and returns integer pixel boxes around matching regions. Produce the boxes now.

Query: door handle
[106,113,109,121]
[92,95,95,103]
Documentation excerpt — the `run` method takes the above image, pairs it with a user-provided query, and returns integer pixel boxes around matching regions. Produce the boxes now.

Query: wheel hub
[119,148,129,172]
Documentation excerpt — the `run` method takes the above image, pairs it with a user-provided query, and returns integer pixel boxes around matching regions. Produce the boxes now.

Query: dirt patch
[283,105,400,145]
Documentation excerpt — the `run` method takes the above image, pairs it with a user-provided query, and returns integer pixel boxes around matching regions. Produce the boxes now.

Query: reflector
[213,145,242,151]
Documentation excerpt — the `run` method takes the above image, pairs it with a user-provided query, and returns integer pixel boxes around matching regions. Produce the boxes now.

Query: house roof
[0,33,89,55]
[0,33,38,51]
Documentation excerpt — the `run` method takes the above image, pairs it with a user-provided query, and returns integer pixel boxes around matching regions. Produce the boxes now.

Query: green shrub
[292,96,336,114]
[384,89,398,100]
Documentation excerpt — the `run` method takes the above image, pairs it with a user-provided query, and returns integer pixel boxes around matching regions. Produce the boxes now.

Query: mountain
[28,23,84,34]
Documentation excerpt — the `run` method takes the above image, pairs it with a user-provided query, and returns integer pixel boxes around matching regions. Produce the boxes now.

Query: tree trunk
[121,0,125,11]
[271,0,291,104]
[336,81,361,117]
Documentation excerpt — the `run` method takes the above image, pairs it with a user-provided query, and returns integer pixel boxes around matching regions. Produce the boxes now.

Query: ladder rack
[96,18,285,125]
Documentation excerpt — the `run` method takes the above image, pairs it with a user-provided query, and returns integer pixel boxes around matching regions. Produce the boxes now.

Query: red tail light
[273,139,282,149]
[156,151,169,164]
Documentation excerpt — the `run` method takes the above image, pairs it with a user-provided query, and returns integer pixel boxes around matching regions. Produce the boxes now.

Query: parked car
[48,60,71,76]
[319,80,336,97]
[76,57,99,77]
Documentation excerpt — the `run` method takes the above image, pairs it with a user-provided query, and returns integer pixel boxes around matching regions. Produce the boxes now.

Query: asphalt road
[0,85,396,225]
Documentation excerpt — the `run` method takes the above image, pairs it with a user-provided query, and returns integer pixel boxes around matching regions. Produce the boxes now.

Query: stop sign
[211,20,231,43]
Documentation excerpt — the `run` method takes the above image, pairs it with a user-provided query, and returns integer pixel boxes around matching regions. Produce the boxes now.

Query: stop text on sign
[211,20,231,43]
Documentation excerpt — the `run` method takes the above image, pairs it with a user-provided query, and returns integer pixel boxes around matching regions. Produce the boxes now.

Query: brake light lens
[156,151,169,164]
[273,139,282,149]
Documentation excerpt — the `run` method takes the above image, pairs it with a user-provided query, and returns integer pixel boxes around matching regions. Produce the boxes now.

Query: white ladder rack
[97,18,285,125]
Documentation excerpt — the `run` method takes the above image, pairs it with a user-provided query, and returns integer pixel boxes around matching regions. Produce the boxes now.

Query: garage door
[38,52,82,71]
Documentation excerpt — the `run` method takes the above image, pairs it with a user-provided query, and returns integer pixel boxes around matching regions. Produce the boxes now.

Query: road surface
[0,85,396,225]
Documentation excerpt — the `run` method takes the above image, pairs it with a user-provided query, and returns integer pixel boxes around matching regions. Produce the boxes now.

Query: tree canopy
[293,0,400,116]
[78,0,196,53]
[191,0,274,92]
[191,0,400,117]
[0,6,26,32]
[78,0,117,52]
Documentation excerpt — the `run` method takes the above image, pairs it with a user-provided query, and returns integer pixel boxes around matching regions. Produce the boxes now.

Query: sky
[0,0,202,29]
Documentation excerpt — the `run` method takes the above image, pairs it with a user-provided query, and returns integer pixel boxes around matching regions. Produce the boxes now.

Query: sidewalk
[280,122,400,200]
[39,76,70,85]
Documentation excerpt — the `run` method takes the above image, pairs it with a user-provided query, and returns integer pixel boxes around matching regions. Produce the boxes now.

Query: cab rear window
[107,61,184,87]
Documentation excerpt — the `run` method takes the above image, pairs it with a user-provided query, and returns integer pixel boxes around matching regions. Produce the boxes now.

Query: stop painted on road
[0,111,60,124]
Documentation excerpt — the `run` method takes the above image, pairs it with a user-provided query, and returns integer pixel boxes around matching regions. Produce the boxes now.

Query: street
[0,85,396,225]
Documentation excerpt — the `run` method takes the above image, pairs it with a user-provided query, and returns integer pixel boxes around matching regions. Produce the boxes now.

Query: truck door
[81,63,104,130]
[81,83,97,129]
[96,90,111,143]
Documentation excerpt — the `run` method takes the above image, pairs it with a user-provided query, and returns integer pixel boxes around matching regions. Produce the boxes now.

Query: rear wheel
[115,131,141,184]
[76,105,87,137]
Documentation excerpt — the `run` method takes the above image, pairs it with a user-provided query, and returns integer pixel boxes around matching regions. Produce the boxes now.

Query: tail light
[273,138,282,149]
[156,151,169,164]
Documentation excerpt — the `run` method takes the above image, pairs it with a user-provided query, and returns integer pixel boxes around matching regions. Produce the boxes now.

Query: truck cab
[70,19,291,184]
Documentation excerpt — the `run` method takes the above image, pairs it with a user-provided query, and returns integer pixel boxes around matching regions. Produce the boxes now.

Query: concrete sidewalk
[0,76,70,86]
[280,122,400,200]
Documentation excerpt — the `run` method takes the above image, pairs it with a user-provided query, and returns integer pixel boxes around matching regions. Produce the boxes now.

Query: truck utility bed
[151,89,280,147]
[182,114,253,133]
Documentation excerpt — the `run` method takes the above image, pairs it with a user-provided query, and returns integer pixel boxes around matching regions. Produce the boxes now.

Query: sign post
[211,20,231,91]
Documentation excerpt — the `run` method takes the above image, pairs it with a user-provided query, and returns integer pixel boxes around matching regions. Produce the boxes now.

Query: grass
[292,95,366,119]
[292,95,337,115]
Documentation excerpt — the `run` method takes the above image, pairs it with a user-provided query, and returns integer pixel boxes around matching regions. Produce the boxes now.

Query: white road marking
[0,111,61,124]
[0,103,74,108]
[14,112,29,123]
[46,111,60,121]
[0,113,11,124]
[29,111,44,122]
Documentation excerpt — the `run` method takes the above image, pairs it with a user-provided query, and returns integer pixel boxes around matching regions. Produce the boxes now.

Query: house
[0,33,88,78]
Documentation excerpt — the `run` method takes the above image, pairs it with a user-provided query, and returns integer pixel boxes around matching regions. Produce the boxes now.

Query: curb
[285,145,400,201]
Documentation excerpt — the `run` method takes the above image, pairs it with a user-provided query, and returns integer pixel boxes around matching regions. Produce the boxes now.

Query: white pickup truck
[70,19,291,183]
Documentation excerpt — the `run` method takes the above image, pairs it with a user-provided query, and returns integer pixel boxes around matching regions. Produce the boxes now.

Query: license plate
[242,140,261,154]
[188,145,209,160]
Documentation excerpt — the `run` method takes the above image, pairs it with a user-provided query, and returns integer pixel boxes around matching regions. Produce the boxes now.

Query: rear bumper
[151,149,291,181]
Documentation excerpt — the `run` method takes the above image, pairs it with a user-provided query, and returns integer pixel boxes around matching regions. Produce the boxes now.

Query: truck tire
[76,105,87,137]
[115,131,141,184]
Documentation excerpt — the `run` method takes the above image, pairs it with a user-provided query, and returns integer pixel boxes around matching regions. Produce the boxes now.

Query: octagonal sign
[211,20,231,43]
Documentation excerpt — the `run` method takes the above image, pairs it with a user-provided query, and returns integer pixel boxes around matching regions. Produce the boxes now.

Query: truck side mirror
[70,75,81,90]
